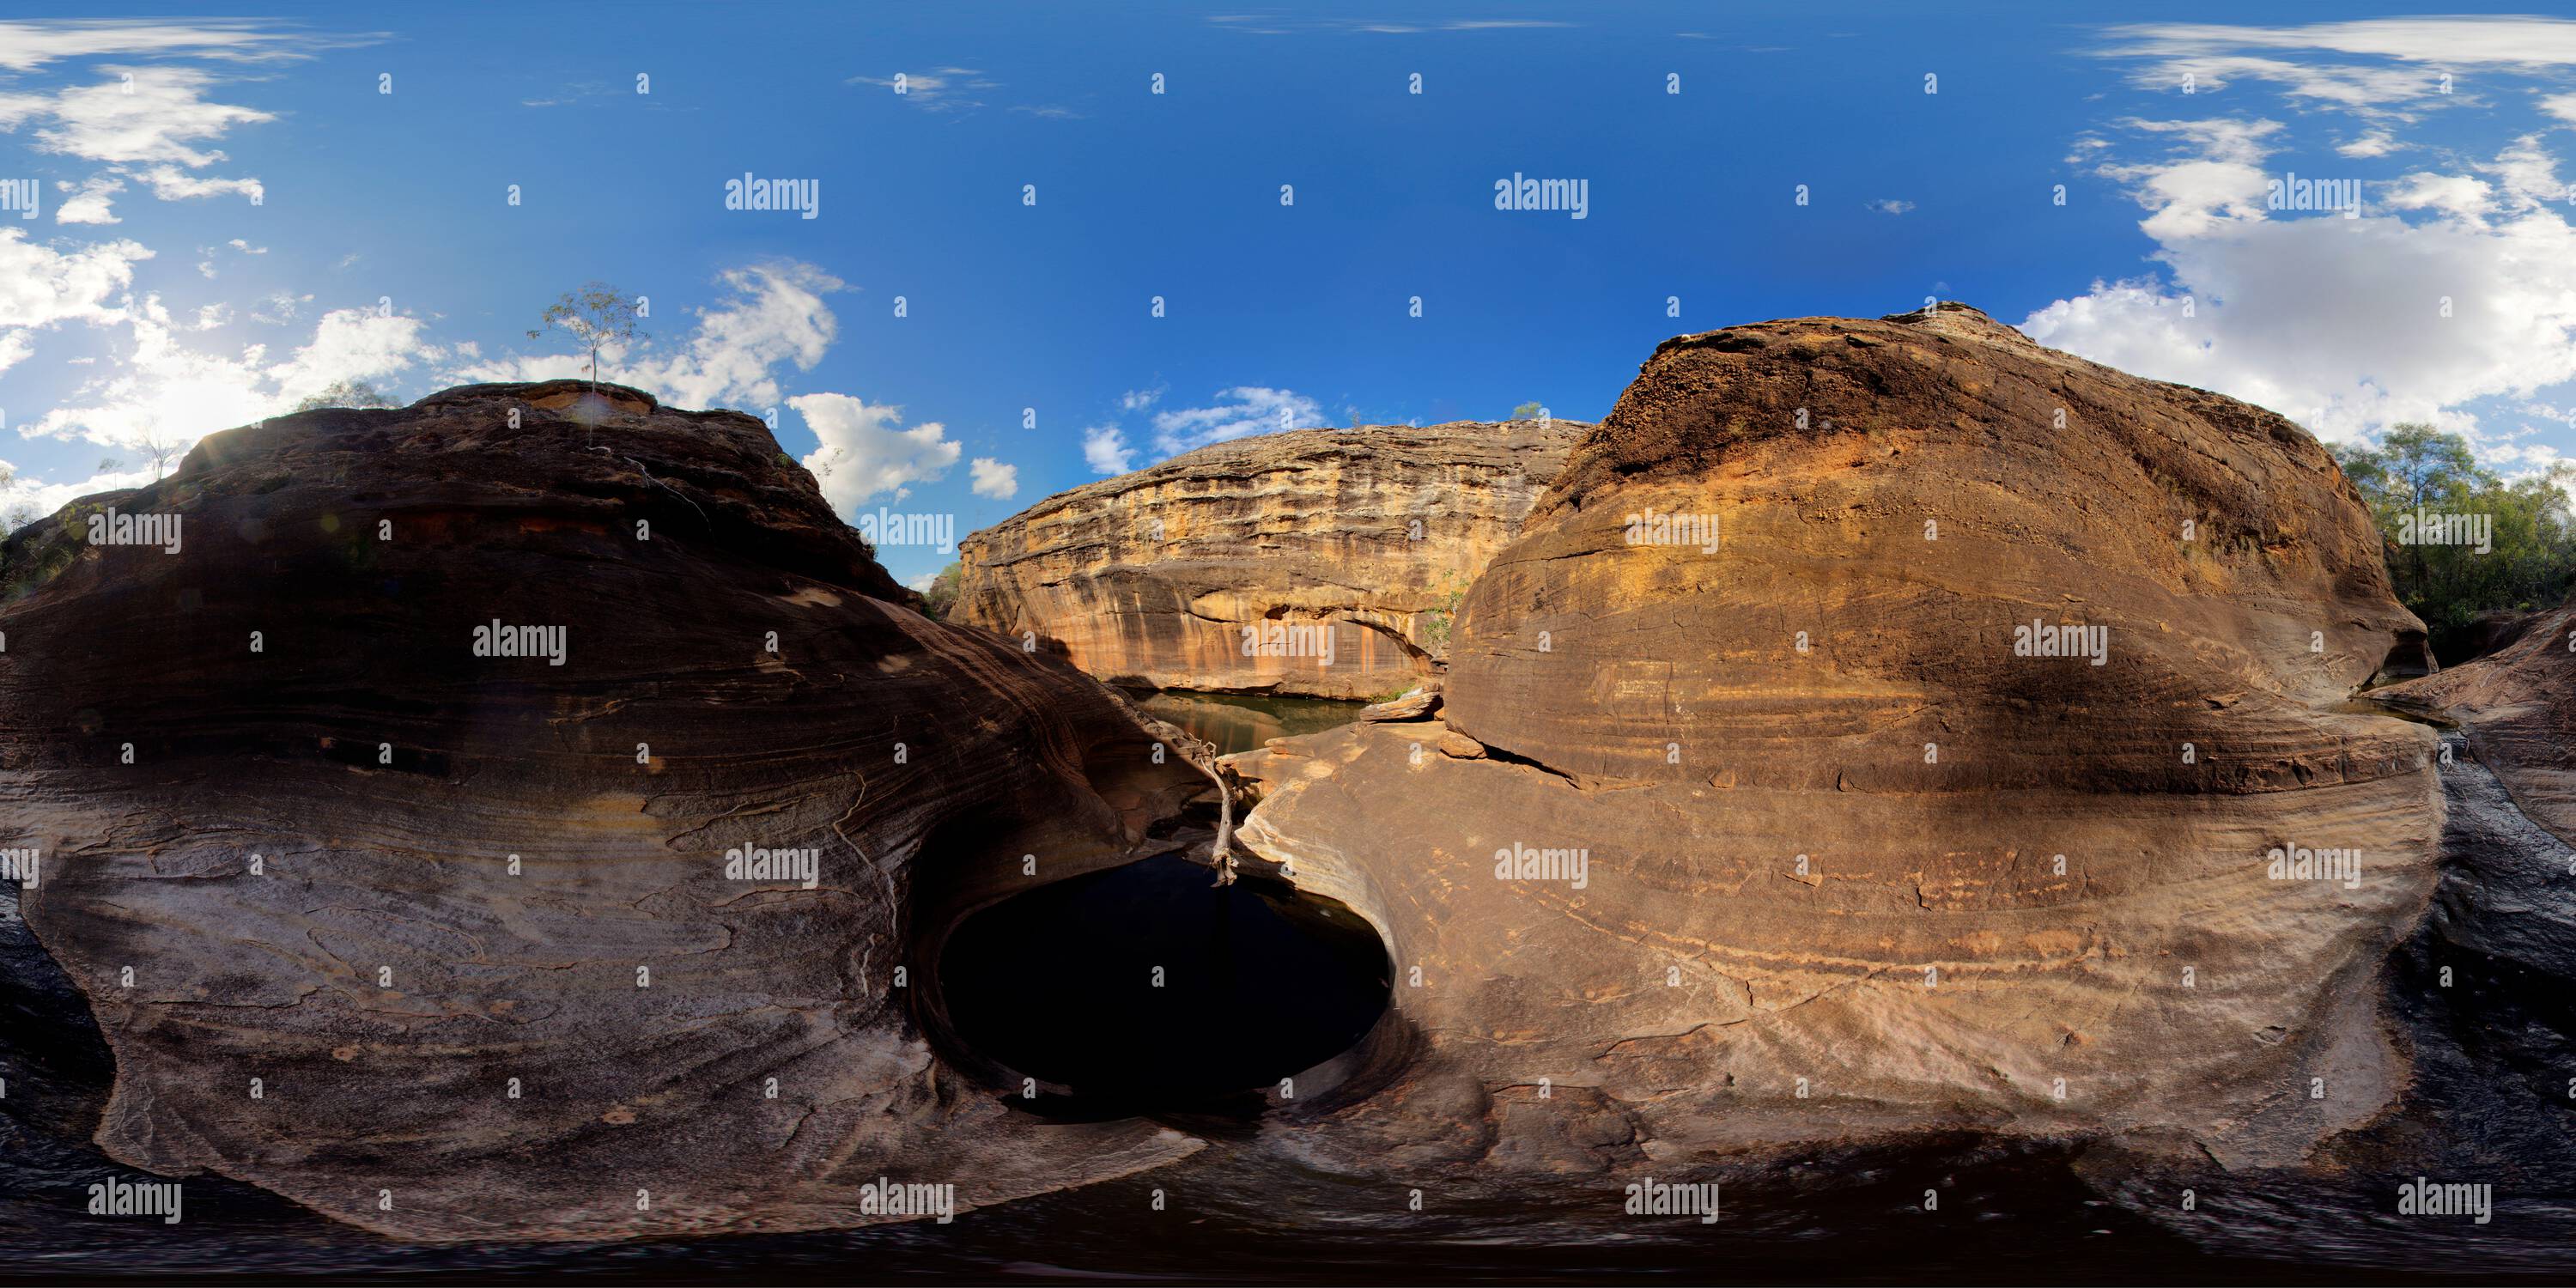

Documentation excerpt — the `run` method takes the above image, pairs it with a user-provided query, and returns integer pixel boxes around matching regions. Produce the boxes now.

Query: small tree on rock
[137,432,179,482]
[292,380,398,412]
[529,282,646,391]
[922,562,964,619]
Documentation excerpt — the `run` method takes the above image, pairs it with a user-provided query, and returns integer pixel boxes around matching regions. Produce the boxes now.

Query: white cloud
[849,70,993,112]
[453,262,841,410]
[2025,122,2576,445]
[2098,17,2576,70]
[791,392,961,511]
[266,307,441,401]
[28,66,270,165]
[52,173,122,223]
[968,456,1018,499]
[4,462,156,522]
[2088,17,2576,162]
[1149,386,1324,456]
[1119,385,1164,411]
[1868,198,1915,215]
[2385,171,2494,222]
[248,290,307,324]
[20,301,444,456]
[0,66,274,219]
[0,226,148,361]
[191,301,228,330]
[2091,117,2282,241]
[637,263,840,408]
[1082,425,1134,474]
[0,19,340,72]
[2111,52,2441,116]
[128,162,261,204]
[1216,15,1573,34]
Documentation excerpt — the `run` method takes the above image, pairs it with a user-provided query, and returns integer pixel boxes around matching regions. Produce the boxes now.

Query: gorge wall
[1230,304,2445,1175]
[0,308,2476,1242]
[950,419,1581,700]
[0,381,1212,1242]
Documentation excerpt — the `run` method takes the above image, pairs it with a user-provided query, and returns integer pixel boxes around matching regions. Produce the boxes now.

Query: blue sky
[3,5,2576,588]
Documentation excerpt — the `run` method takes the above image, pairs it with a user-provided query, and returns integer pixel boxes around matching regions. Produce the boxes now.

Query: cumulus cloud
[52,173,122,223]
[1868,198,1915,215]
[792,392,961,511]
[1149,386,1324,456]
[968,456,1018,499]
[0,246,882,519]
[2091,117,2281,240]
[20,298,444,455]
[2024,118,2576,444]
[0,226,149,364]
[1082,425,1134,475]
[3,461,156,522]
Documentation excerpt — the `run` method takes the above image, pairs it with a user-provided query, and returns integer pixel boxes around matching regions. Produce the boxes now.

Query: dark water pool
[939,853,1390,1118]
[1133,689,1370,756]
[938,690,1386,1117]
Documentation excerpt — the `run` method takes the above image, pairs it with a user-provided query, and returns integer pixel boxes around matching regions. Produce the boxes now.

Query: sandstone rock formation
[951,419,1582,700]
[0,311,2472,1243]
[0,380,1210,1242]
[2385,595,2576,845]
[1230,305,2445,1174]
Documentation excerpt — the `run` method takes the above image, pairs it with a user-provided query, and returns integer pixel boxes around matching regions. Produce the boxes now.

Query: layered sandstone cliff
[0,380,1211,1242]
[1231,305,2445,1173]
[951,419,1582,700]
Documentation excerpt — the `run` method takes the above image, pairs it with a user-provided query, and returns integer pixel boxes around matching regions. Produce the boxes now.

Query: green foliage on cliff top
[2330,423,2576,635]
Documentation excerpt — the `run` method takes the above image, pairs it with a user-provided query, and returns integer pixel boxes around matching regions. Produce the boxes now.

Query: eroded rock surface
[0,380,1207,1241]
[2385,597,2576,845]
[1232,306,2444,1174]
[951,420,1581,700]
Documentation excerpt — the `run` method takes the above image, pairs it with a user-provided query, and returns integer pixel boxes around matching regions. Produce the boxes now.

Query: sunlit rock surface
[1232,306,2445,1173]
[951,420,1582,700]
[0,380,1207,1241]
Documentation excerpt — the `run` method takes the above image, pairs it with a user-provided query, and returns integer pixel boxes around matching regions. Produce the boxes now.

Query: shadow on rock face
[1231,305,2446,1187]
[0,380,1218,1242]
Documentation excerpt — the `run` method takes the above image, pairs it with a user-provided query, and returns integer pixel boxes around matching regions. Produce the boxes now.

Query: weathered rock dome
[1233,305,2444,1173]
[0,380,1209,1241]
